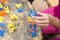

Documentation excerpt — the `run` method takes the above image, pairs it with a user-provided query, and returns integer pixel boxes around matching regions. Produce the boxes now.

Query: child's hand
[32,12,49,28]
[32,12,60,28]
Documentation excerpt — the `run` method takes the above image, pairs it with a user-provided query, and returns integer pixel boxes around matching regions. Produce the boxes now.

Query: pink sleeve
[41,7,57,34]
[41,7,54,16]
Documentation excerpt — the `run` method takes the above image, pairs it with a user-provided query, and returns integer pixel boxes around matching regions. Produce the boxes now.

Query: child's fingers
[32,16,49,20]
[37,12,45,15]
[37,12,43,16]
[37,24,49,27]
[33,19,49,24]
[37,12,49,17]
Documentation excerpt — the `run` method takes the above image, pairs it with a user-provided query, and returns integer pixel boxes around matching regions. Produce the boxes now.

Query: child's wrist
[52,17,60,28]
[49,15,60,28]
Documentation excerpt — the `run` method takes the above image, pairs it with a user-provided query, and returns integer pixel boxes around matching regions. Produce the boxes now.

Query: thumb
[37,12,46,16]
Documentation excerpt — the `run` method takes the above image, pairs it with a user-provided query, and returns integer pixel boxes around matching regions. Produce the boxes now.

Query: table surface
[0,0,42,40]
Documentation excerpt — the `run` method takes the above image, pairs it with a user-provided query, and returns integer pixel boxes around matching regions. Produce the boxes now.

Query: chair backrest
[32,0,48,11]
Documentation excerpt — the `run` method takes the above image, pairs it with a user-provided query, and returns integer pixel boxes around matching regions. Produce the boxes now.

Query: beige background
[32,0,59,11]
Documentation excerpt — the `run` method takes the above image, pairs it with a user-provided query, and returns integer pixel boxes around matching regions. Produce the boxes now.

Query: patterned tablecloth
[0,0,42,40]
